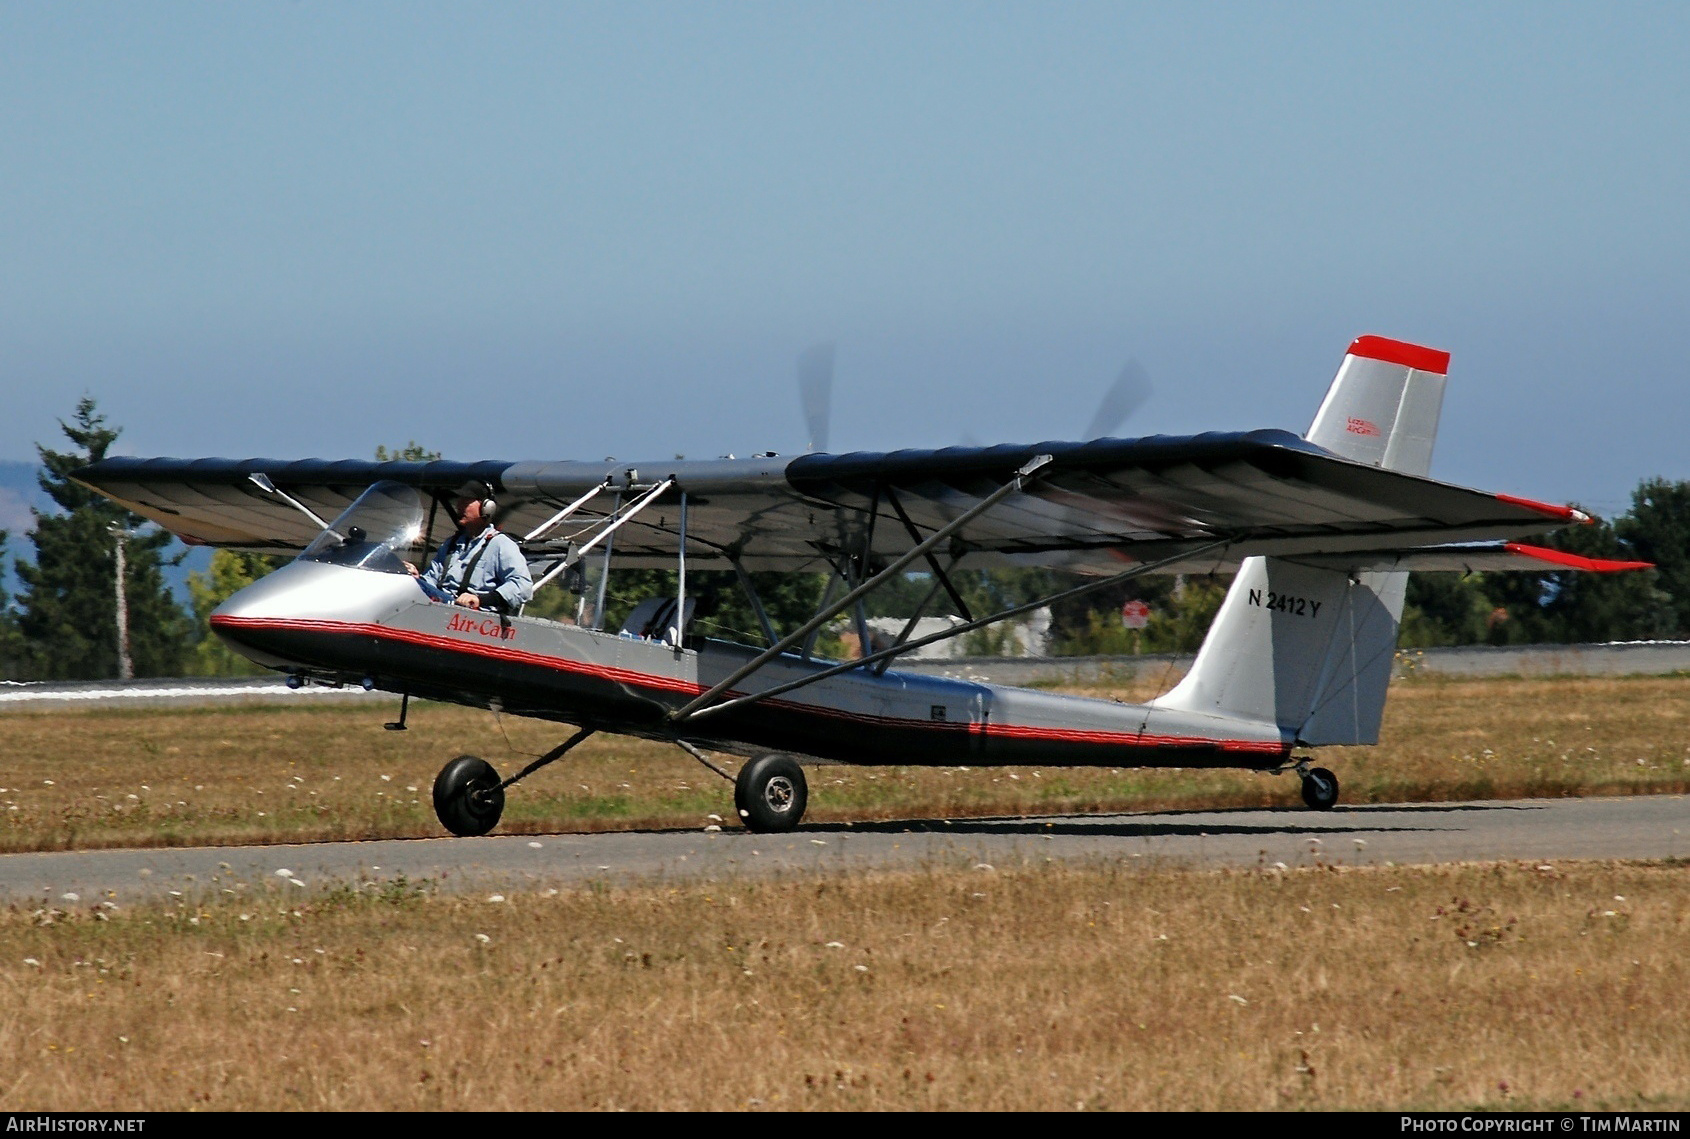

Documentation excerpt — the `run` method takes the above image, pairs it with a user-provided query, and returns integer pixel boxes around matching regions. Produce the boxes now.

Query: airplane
[73,335,1648,836]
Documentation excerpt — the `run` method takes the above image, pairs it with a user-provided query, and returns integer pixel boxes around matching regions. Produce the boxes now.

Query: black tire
[1301,766,1339,810]
[734,753,808,833]
[433,754,506,836]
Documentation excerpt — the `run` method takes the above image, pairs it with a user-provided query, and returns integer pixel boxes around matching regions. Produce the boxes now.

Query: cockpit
[297,481,427,575]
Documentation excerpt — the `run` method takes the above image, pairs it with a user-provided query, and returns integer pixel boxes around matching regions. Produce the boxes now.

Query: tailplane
[1151,335,1450,745]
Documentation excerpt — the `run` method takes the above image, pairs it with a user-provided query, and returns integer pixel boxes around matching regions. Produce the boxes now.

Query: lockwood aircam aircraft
[76,335,1646,835]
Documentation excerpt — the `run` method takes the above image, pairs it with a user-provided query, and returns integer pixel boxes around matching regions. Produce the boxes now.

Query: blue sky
[2,2,1686,519]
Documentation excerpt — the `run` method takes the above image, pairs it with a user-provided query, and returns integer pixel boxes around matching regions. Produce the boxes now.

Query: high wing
[74,428,1592,575]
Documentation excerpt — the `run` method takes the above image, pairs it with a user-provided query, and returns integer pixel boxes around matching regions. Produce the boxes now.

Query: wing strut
[872,554,965,676]
[522,479,611,543]
[670,538,1231,727]
[729,557,780,646]
[667,454,1055,723]
[847,483,885,659]
[530,478,675,593]
[885,487,974,622]
[802,565,847,660]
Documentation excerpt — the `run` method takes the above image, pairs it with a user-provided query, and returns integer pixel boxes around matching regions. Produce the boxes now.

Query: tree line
[2,398,1687,680]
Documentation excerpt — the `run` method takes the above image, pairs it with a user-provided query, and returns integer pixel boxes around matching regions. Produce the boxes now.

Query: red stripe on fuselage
[210,614,1289,756]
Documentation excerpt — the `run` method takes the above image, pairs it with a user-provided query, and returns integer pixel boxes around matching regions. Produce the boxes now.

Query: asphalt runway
[1,794,1684,905]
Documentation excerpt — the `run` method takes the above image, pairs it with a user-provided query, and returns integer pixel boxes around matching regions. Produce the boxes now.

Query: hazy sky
[3,2,1686,517]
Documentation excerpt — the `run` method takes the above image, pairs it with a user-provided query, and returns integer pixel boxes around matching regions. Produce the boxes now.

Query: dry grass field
[4,674,1685,1113]
[1,673,1687,852]
[1,858,1684,1111]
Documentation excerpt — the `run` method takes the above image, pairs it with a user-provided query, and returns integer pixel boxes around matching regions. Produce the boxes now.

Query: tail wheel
[734,753,808,833]
[1300,766,1339,811]
[433,754,506,836]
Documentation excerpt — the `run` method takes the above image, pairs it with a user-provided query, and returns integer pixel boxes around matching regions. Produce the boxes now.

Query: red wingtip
[1347,335,1451,375]
[1495,493,1590,524]
[1503,543,1653,573]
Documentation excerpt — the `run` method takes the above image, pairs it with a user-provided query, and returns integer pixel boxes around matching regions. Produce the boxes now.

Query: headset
[452,480,497,521]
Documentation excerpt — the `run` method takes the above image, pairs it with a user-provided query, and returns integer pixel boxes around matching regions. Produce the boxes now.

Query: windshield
[298,481,427,575]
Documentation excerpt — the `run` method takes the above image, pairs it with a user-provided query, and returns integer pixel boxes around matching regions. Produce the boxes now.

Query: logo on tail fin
[1345,417,1381,437]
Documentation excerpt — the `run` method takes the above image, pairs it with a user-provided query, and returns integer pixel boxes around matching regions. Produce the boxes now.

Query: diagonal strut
[666,454,1055,722]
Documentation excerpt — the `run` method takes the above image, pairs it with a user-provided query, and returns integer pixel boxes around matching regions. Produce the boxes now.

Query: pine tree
[0,530,24,678]
[14,398,190,679]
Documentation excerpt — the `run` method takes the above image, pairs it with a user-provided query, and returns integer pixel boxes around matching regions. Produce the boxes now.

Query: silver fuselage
[212,560,1290,769]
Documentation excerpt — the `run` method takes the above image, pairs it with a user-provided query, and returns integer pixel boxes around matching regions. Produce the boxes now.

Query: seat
[618,596,696,645]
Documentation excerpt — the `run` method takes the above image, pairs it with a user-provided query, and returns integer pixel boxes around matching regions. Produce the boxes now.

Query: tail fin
[1152,335,1451,745]
[1304,334,1449,477]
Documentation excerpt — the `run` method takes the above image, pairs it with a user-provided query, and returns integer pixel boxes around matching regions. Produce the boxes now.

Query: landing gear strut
[734,753,808,833]
[1299,764,1340,811]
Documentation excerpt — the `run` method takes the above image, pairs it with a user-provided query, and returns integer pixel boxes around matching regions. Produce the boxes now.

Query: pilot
[412,480,534,613]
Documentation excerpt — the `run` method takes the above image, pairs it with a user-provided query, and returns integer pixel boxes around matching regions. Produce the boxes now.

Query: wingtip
[1503,543,1653,572]
[1495,493,1590,524]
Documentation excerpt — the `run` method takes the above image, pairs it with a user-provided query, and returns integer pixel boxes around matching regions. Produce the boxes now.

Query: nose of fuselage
[210,559,423,670]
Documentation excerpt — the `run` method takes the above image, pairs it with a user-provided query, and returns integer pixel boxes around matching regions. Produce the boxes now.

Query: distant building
[836,609,1053,660]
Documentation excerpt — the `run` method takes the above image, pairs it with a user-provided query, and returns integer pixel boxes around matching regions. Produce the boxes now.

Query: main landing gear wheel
[434,755,506,836]
[734,753,808,833]
[1301,766,1339,811]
